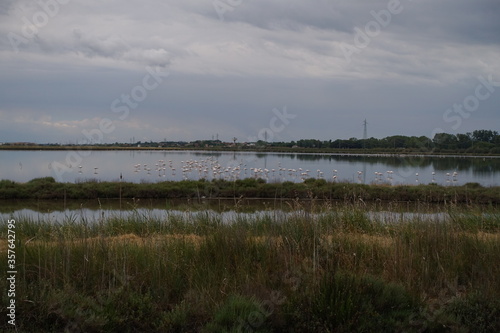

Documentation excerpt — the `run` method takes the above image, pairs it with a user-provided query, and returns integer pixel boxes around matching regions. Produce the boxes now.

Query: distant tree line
[265,130,500,154]
[3,130,499,154]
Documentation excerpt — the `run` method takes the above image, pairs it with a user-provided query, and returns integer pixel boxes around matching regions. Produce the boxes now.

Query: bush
[489,147,500,154]
[446,292,500,333]
[205,295,272,333]
[289,271,418,332]
[463,182,483,189]
[27,177,56,184]
[16,287,165,332]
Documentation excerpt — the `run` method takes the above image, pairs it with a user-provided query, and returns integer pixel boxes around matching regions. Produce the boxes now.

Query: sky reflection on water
[0,150,499,186]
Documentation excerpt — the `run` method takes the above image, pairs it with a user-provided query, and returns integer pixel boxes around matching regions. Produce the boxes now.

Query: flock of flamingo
[131,158,320,182]
[97,157,462,185]
[73,156,462,184]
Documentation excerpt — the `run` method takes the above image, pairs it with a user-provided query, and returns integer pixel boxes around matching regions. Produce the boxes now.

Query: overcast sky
[1,0,499,144]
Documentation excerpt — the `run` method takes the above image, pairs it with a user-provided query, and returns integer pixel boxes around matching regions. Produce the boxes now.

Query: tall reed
[1,203,499,332]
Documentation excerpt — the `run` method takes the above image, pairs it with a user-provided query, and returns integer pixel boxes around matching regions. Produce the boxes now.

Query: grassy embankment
[1,202,500,332]
[1,177,500,204]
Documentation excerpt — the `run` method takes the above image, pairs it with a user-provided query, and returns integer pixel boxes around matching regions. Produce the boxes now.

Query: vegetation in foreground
[1,203,500,332]
[1,177,500,205]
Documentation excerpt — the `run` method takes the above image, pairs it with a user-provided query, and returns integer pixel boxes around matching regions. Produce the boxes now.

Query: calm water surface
[2,198,497,225]
[2,208,452,225]
[0,198,451,224]
[1,150,499,186]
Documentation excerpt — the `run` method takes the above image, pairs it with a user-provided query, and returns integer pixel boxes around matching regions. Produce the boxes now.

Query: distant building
[6,142,36,146]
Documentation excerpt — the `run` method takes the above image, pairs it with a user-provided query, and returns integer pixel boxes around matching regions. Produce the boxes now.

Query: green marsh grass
[2,177,500,205]
[1,203,500,332]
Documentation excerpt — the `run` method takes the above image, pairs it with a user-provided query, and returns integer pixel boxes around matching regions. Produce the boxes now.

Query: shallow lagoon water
[2,208,452,225]
[1,150,499,186]
[0,198,454,224]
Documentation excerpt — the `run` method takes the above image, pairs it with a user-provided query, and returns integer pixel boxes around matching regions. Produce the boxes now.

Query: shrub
[289,271,418,332]
[27,177,56,184]
[446,292,500,333]
[205,295,272,333]
[463,182,483,189]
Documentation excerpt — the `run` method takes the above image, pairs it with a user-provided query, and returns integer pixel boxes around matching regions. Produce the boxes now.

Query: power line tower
[363,119,368,149]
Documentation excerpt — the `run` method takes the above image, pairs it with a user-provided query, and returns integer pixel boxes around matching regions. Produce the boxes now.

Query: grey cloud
[377,0,500,45]
[122,48,171,68]
[205,0,500,46]
[0,0,15,15]
[0,0,499,144]
[24,28,172,68]
[72,29,130,59]
[205,0,361,33]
